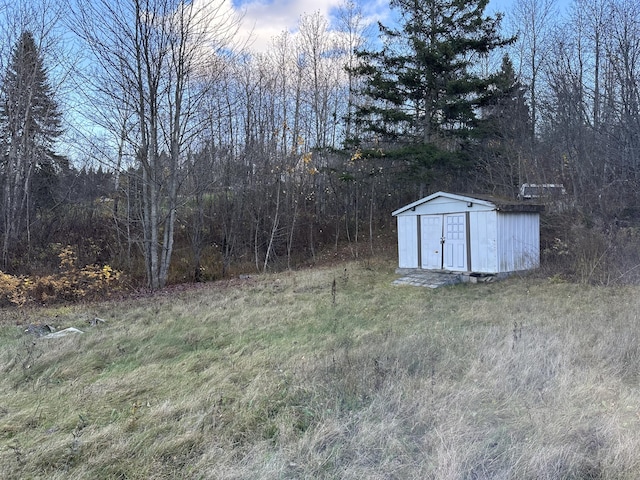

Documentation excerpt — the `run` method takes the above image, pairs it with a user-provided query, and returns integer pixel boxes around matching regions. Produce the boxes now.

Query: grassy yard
[1,259,640,479]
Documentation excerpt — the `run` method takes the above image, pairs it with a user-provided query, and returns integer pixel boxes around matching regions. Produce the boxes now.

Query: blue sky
[222,0,574,52]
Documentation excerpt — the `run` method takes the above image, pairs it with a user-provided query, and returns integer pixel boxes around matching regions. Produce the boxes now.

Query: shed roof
[392,191,544,216]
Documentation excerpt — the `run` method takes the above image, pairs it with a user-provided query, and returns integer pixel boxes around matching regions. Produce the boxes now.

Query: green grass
[2,259,640,478]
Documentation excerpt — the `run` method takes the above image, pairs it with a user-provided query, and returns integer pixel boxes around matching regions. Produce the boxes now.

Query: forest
[1,0,640,295]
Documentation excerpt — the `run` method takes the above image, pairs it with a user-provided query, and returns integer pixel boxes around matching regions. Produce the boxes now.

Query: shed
[392,192,544,274]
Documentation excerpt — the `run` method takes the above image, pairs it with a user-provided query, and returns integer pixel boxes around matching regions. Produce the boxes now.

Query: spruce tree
[351,0,513,189]
[475,54,533,196]
[478,55,531,143]
[0,30,63,264]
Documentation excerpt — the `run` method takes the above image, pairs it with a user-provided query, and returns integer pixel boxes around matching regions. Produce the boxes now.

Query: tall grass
[2,260,640,478]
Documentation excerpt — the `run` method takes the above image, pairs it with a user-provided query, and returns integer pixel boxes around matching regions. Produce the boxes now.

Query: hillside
[1,260,640,479]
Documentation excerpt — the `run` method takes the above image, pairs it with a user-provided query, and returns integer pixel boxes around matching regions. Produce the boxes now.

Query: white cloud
[233,0,339,52]
[229,0,388,52]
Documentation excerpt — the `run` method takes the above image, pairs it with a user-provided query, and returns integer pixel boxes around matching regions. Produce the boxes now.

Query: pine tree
[478,55,531,142]
[0,30,63,265]
[351,0,513,189]
[475,54,533,196]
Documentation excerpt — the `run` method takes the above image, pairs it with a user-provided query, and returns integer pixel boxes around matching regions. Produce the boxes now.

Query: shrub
[0,270,26,306]
[0,245,124,306]
[541,215,640,285]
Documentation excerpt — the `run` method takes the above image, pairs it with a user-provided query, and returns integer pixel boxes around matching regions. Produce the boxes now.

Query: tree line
[1,0,639,289]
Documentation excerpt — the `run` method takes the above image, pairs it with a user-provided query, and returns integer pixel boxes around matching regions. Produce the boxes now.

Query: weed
[512,320,522,349]
[331,277,336,306]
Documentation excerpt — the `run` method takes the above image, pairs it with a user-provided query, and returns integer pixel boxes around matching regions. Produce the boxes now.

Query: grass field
[2,258,640,479]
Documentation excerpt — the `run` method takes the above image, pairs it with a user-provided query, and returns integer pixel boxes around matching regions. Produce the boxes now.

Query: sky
[225,0,572,53]
[227,0,387,52]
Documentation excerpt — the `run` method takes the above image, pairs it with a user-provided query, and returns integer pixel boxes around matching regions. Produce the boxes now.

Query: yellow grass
[1,259,640,478]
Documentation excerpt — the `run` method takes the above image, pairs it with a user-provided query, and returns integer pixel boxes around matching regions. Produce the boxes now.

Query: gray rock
[44,327,84,338]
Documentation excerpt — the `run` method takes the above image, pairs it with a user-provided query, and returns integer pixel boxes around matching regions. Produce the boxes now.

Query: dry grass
[2,259,640,478]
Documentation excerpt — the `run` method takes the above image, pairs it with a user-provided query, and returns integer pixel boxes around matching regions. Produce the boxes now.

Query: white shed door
[443,214,467,271]
[420,214,467,271]
[421,215,443,269]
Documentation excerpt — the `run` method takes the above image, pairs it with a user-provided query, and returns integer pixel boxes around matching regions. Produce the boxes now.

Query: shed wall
[397,215,419,268]
[497,213,540,271]
[469,211,498,273]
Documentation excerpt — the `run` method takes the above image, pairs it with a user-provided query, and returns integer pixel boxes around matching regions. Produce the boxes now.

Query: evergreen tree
[351,0,513,189]
[475,54,533,196]
[478,55,531,141]
[0,30,63,264]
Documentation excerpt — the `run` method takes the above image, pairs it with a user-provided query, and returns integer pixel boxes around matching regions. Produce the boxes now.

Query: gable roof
[392,191,544,216]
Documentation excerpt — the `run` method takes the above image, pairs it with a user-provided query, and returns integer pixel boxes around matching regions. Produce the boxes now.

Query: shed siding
[397,215,419,268]
[497,213,539,271]
[469,211,498,273]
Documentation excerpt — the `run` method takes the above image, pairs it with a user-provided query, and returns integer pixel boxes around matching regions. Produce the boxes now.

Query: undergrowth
[1,259,640,478]
[0,245,123,306]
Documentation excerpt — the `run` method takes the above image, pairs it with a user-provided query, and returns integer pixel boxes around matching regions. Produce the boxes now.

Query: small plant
[331,277,337,306]
[512,320,522,349]
[0,271,27,306]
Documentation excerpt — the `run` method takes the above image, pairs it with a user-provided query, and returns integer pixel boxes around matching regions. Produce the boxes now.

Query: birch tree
[336,1,368,144]
[71,0,237,289]
[509,0,557,140]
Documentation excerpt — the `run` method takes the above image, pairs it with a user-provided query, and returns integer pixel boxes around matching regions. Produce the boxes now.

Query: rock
[44,327,84,339]
[24,324,56,337]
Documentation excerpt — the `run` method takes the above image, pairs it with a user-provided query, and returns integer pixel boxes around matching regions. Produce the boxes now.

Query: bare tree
[70,0,238,289]
[509,0,557,140]
[570,0,611,129]
[606,0,640,186]
[537,0,640,217]
[335,0,369,144]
